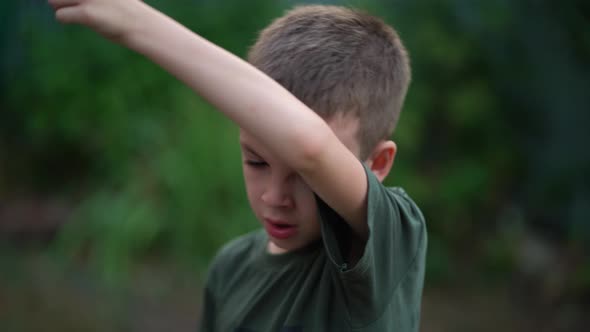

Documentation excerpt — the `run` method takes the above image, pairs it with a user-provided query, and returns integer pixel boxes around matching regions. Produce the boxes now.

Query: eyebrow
[240,143,263,159]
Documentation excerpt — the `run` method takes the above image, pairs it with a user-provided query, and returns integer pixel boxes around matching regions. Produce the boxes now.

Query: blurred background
[1,0,589,331]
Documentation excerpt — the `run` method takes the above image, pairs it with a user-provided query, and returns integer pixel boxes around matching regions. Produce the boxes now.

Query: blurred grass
[0,248,201,332]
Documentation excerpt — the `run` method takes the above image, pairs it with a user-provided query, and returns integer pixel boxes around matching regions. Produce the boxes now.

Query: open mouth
[264,219,297,239]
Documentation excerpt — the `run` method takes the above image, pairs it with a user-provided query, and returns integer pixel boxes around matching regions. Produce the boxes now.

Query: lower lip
[264,219,297,239]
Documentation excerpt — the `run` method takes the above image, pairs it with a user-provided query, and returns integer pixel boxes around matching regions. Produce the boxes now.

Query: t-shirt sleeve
[317,163,427,325]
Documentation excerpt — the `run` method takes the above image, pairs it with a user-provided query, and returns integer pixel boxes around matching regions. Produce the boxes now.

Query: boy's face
[240,115,361,254]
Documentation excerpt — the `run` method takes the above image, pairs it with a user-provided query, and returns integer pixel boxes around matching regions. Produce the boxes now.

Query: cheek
[243,169,265,202]
[292,179,318,214]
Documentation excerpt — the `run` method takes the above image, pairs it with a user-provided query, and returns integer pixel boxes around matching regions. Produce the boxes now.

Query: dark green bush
[1,0,588,283]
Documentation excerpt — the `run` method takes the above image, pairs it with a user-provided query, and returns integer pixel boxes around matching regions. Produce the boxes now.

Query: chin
[268,240,289,254]
[268,238,304,254]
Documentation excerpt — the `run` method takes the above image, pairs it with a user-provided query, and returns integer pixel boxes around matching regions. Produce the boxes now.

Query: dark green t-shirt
[199,166,427,332]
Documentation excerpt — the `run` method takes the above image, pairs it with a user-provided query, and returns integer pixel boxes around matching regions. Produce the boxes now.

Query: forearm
[126,5,329,171]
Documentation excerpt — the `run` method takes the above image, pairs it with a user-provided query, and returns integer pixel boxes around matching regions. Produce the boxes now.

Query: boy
[48,0,427,331]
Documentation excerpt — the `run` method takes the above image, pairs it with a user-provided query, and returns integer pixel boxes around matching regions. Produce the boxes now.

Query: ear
[365,140,397,183]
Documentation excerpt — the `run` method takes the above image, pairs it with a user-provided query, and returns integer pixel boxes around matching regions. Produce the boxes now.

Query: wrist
[117,1,159,48]
[121,3,177,53]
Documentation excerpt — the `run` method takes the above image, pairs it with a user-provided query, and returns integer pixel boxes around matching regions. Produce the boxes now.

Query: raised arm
[49,0,370,239]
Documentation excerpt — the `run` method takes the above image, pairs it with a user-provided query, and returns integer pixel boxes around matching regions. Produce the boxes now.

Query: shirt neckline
[255,230,322,269]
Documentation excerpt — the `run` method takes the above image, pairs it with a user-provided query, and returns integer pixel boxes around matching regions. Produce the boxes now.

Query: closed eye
[245,160,268,168]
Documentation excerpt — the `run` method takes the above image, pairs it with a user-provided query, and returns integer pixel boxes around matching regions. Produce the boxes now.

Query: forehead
[239,114,361,158]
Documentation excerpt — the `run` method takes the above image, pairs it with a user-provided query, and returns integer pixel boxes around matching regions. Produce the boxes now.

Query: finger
[48,0,83,10]
[55,6,86,24]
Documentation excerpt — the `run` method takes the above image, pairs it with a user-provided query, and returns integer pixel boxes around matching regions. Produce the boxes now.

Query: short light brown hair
[248,5,411,159]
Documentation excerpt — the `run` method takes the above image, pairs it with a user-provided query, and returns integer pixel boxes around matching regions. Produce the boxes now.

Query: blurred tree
[1,0,588,285]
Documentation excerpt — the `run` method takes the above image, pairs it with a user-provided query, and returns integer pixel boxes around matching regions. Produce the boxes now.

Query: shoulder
[364,163,425,229]
[386,186,425,222]
[372,184,427,253]
[208,229,264,277]
[362,176,427,276]
[362,163,424,221]
[205,230,264,301]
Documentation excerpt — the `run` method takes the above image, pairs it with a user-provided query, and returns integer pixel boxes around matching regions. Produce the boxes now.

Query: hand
[48,0,147,42]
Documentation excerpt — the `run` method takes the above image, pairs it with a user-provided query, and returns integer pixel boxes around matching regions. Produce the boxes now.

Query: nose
[261,172,295,208]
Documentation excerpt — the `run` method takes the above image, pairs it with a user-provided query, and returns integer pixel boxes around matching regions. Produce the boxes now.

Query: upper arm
[297,125,370,239]
[317,169,427,327]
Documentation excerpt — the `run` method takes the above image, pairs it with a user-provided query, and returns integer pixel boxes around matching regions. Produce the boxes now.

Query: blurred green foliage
[1,0,589,285]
